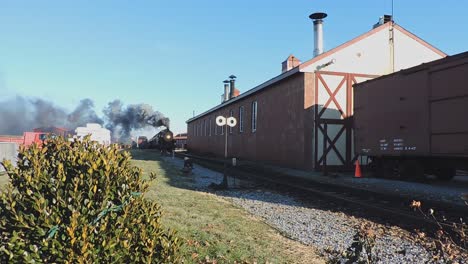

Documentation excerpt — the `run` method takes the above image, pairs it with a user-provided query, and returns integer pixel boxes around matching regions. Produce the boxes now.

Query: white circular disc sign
[216,116,226,126]
[227,117,237,127]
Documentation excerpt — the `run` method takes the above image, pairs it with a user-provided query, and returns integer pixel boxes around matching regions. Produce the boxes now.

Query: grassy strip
[131,150,323,264]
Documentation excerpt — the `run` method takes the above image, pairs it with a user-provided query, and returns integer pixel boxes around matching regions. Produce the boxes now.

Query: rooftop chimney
[282,55,301,73]
[229,75,236,100]
[223,80,230,102]
[373,14,393,29]
[309,12,327,57]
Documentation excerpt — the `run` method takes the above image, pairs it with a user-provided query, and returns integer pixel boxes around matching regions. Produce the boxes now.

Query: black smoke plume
[0,97,169,143]
[67,99,103,128]
[0,96,103,135]
[103,100,169,142]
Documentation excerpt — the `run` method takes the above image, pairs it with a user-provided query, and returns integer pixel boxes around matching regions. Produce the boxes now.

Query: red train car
[0,132,49,147]
[354,52,468,181]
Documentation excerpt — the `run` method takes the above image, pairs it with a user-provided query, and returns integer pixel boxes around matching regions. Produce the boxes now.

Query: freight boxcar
[354,52,468,181]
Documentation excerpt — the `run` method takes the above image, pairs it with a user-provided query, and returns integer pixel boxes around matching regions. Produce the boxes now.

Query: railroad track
[176,153,467,248]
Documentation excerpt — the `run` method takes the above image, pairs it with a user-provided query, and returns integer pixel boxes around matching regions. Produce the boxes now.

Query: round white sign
[227,117,237,127]
[216,116,226,126]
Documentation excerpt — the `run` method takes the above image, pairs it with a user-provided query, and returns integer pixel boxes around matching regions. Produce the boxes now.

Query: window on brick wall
[229,110,234,134]
[239,106,244,133]
[252,101,257,132]
[209,118,212,136]
[204,120,207,136]
[215,120,218,135]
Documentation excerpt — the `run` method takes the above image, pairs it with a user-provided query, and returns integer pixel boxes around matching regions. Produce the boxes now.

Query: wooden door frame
[314,71,378,170]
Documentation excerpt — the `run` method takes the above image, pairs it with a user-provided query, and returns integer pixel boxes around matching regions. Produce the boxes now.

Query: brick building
[186,14,446,170]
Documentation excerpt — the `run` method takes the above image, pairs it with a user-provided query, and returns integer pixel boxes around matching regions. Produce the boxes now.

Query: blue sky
[0,0,466,134]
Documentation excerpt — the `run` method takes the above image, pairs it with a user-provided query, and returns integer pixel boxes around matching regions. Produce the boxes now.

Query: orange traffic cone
[354,160,362,178]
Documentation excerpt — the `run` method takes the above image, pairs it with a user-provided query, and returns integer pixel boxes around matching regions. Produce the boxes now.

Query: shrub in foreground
[0,137,180,263]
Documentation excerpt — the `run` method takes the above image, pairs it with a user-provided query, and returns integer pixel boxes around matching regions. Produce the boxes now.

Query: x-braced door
[314,71,377,170]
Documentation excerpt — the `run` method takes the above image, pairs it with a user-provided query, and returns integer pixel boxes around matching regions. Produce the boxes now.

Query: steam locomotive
[148,129,176,153]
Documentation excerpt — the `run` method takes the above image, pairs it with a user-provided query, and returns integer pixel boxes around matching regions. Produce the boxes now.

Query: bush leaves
[0,136,180,263]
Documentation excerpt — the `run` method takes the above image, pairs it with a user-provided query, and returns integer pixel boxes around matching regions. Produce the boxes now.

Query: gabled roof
[299,22,446,70]
[187,22,446,123]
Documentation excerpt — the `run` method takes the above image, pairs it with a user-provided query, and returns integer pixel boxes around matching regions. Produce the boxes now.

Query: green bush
[0,136,181,263]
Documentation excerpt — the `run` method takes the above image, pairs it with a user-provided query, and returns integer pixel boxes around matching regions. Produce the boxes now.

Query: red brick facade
[187,72,316,170]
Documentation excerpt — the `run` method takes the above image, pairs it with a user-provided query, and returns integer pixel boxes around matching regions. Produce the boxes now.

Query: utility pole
[216,115,237,188]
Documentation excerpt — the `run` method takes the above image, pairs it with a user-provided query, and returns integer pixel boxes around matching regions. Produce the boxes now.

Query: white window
[229,110,234,134]
[204,120,207,136]
[239,106,244,133]
[209,118,212,136]
[252,101,257,132]
[215,119,218,135]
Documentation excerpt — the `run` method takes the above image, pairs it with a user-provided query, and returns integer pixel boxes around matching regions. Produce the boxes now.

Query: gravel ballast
[163,156,466,263]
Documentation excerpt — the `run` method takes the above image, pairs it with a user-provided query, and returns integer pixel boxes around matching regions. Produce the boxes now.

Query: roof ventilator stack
[309,12,327,57]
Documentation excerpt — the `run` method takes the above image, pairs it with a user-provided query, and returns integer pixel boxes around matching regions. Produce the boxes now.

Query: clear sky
[1,0,466,134]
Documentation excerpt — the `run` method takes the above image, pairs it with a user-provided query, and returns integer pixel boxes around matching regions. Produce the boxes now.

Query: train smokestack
[309,12,327,57]
[229,75,236,100]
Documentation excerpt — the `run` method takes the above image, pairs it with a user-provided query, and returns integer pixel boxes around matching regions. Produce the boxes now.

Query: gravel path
[163,157,466,263]
[262,165,468,207]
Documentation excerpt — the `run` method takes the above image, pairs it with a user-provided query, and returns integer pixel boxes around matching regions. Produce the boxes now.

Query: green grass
[130,150,323,264]
[0,150,322,263]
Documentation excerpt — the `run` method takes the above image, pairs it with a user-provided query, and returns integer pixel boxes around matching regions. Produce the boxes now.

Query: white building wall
[301,27,392,75]
[299,24,446,167]
[300,25,445,75]
[393,29,445,71]
[75,123,111,145]
[0,143,18,172]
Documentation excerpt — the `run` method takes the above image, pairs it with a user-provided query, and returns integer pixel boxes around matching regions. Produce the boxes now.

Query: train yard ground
[0,151,323,263]
[1,151,466,263]
[166,152,468,263]
[125,150,326,263]
[180,153,468,208]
